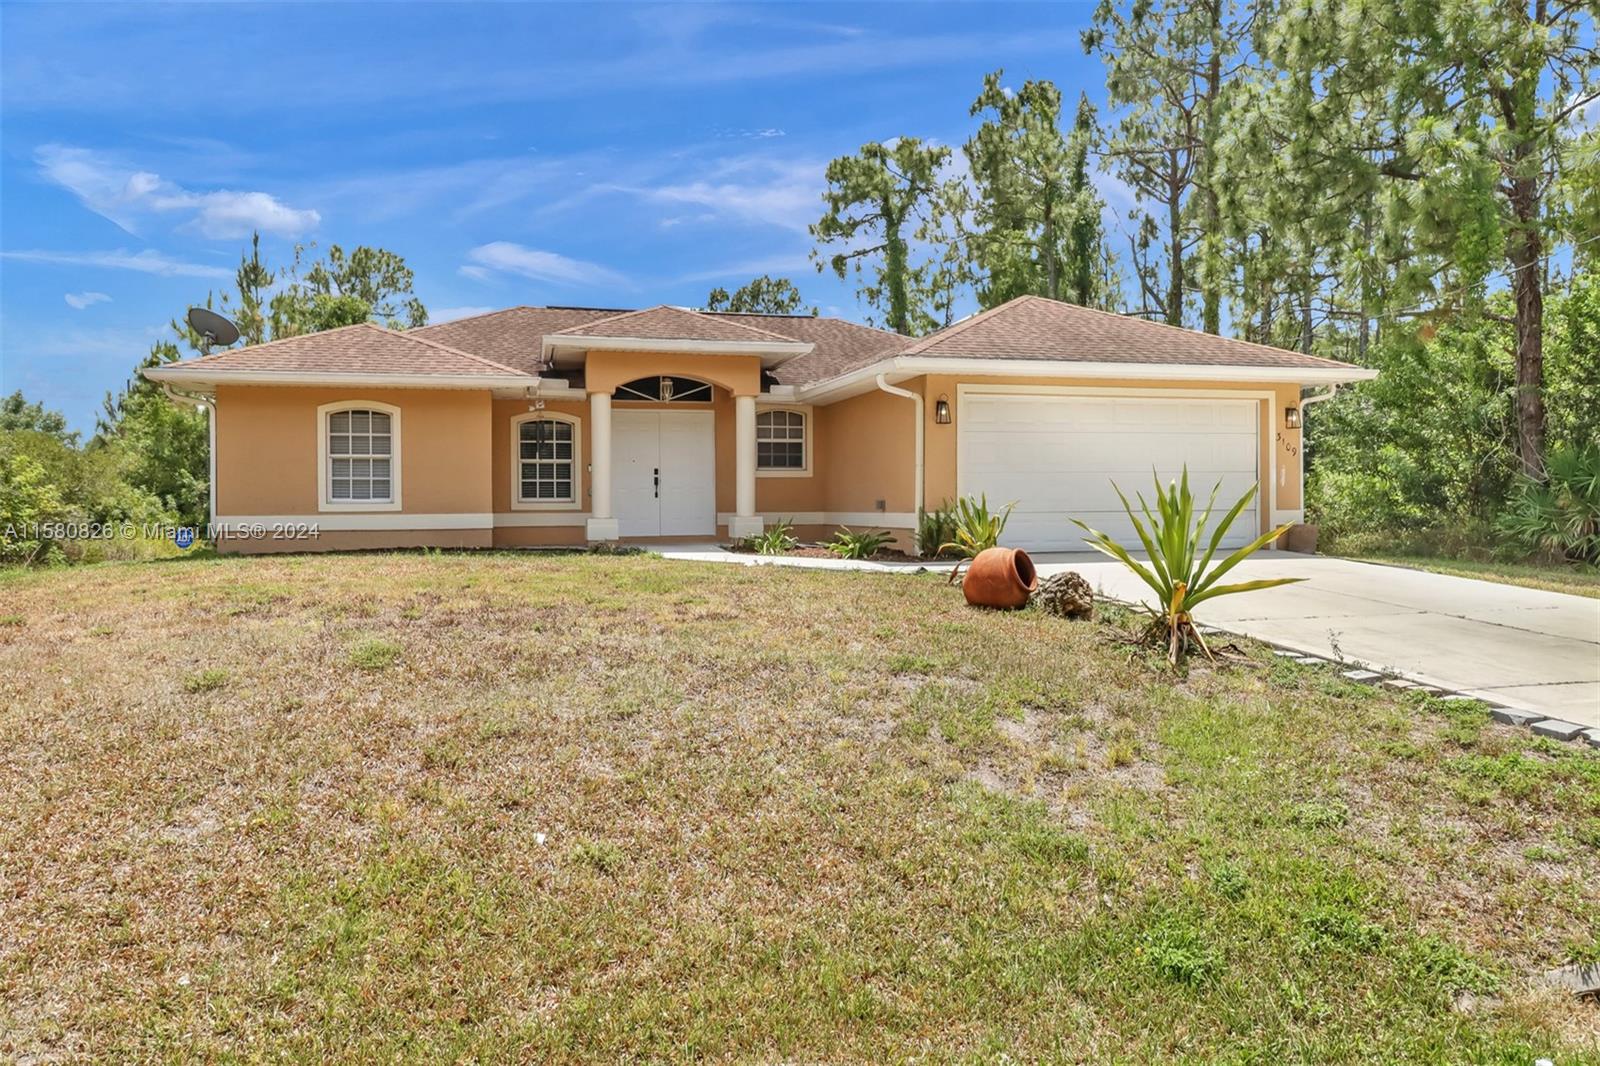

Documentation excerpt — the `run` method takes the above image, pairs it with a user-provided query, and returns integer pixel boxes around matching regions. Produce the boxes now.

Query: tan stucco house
[142,295,1377,554]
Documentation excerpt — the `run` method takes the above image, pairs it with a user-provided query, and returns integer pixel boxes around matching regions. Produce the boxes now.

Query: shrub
[1072,469,1302,664]
[827,527,894,559]
[937,494,1015,583]
[742,518,798,555]
[916,502,958,558]
[1496,444,1600,565]
[0,450,68,565]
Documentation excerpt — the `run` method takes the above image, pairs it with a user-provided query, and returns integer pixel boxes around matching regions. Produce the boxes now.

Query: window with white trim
[517,417,576,502]
[756,409,806,470]
[328,409,394,502]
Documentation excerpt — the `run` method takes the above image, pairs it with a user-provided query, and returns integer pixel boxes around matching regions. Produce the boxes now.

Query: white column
[585,390,619,541]
[728,393,763,539]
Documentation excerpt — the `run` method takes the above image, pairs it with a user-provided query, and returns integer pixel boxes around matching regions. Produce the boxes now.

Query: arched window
[318,401,401,511]
[614,376,713,402]
[512,414,581,507]
[756,409,807,471]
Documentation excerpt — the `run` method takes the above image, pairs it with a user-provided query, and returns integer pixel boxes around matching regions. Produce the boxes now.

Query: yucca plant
[1072,469,1303,665]
[937,493,1016,583]
[827,526,895,559]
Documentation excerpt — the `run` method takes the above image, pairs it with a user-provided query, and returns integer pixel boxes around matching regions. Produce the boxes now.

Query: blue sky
[1,2,1126,433]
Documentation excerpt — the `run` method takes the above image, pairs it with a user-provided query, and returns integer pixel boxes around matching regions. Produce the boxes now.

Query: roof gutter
[141,366,536,390]
[799,356,1379,404]
[874,374,924,541]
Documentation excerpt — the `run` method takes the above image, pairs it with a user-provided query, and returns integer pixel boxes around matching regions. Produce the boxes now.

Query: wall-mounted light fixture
[934,394,952,425]
[1284,405,1302,429]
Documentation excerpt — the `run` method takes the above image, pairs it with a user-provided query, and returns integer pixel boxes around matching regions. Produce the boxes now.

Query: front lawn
[1,553,1596,1061]
[1355,554,1600,599]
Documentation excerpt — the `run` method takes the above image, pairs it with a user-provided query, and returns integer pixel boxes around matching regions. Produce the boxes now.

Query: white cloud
[64,291,111,310]
[35,144,320,238]
[3,248,233,279]
[638,157,823,233]
[463,242,628,287]
[430,305,498,323]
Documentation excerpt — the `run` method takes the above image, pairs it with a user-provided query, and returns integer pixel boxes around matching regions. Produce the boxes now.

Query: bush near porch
[1,552,1596,1061]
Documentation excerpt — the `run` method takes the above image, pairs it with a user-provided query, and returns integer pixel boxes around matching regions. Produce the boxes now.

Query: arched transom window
[614,376,713,403]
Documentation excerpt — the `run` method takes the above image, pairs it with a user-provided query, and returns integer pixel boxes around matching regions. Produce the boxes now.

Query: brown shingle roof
[727,314,911,386]
[159,322,531,378]
[412,306,617,373]
[552,304,803,345]
[895,295,1361,371]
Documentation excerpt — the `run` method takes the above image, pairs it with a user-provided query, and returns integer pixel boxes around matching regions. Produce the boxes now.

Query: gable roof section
[896,295,1360,371]
[142,322,535,388]
[412,306,617,373]
[551,304,801,344]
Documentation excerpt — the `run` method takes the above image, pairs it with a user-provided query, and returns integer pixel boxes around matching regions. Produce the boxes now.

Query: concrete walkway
[660,546,1600,730]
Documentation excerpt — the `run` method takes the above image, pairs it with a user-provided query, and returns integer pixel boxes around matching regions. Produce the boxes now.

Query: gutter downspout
[874,374,924,548]
[160,383,217,537]
[1294,385,1340,530]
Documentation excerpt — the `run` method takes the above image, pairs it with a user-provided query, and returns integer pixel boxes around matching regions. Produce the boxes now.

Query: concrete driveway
[1032,554,1600,729]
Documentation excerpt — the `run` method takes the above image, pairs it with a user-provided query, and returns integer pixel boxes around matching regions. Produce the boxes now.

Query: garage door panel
[959,393,1260,552]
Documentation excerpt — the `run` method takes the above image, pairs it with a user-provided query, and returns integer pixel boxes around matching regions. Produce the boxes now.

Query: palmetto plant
[1497,444,1600,566]
[938,494,1016,583]
[1072,469,1303,664]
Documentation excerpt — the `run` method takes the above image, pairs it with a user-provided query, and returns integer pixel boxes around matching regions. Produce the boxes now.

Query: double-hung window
[516,416,578,505]
[322,405,399,508]
[756,409,806,472]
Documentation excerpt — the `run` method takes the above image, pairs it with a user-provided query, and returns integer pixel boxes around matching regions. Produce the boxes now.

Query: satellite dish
[187,307,241,355]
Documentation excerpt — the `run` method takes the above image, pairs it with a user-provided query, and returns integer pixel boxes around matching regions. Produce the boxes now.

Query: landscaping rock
[1033,571,1094,620]
[1540,962,1600,997]
[1383,678,1419,690]
[1293,655,1325,665]
[1581,729,1600,750]
[1529,719,1587,741]
[1489,707,1541,727]
[1342,669,1383,682]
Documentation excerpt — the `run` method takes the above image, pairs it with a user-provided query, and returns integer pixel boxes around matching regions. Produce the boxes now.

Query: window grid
[328,409,393,502]
[518,419,575,502]
[756,410,805,470]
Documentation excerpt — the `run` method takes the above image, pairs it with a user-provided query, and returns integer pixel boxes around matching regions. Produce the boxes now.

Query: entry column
[586,390,620,541]
[729,394,764,539]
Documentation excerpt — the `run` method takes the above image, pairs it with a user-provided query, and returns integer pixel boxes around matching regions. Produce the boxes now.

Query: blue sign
[173,527,196,550]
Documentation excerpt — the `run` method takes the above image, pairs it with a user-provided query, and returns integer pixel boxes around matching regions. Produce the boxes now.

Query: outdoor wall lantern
[934,394,952,425]
[1284,405,1302,429]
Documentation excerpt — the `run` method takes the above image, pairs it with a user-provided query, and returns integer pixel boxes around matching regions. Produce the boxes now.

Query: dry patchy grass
[0,551,1597,1062]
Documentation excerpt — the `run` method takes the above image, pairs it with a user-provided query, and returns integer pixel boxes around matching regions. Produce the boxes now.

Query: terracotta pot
[962,547,1038,609]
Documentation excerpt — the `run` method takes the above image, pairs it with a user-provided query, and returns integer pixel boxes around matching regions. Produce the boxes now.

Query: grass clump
[182,667,229,693]
[348,638,402,671]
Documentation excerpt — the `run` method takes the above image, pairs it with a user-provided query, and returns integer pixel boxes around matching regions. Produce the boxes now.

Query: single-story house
[142,294,1377,554]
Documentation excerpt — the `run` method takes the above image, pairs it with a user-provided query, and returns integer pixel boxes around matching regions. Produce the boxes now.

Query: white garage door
[958,392,1261,553]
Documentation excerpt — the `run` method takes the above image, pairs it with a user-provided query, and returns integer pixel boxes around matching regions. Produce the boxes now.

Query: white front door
[613,410,716,537]
[958,391,1261,552]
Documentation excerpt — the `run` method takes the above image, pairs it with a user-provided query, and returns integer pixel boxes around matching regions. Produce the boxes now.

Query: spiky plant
[937,493,1016,583]
[1072,469,1303,664]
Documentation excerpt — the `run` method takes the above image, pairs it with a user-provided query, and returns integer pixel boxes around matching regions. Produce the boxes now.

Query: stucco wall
[214,385,493,517]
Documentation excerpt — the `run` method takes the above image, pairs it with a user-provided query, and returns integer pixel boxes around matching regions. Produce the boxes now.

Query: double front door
[613,410,716,537]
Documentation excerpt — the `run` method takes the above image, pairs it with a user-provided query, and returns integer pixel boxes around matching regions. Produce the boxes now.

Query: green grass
[1354,553,1600,598]
[0,551,1596,1062]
